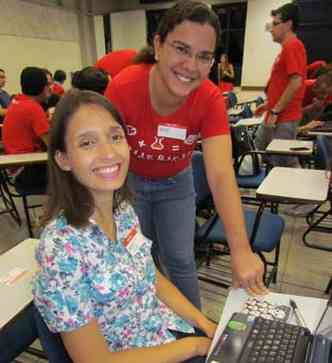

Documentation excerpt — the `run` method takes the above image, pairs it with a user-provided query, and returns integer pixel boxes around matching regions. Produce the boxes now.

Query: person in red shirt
[3,66,51,190]
[307,60,327,80]
[52,69,66,96]
[106,1,267,309]
[297,71,332,133]
[95,49,137,80]
[255,2,307,167]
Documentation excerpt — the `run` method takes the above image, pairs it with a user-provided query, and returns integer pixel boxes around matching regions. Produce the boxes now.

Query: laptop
[207,297,332,363]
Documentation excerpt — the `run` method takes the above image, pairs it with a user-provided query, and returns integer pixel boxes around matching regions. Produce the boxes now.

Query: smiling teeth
[177,74,193,83]
[96,165,119,173]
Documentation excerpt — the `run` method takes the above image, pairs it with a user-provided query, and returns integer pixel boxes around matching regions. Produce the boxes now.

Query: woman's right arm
[61,319,211,363]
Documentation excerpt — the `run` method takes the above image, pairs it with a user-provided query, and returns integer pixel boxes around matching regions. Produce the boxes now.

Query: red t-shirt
[307,60,326,79]
[51,83,65,96]
[302,79,332,108]
[105,64,229,179]
[95,49,137,79]
[266,36,307,123]
[3,94,49,154]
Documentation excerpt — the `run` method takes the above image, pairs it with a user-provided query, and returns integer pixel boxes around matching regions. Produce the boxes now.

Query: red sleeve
[283,41,306,78]
[199,82,230,139]
[31,104,49,137]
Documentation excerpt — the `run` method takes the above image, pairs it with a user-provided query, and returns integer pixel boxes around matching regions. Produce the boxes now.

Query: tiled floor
[2,89,331,361]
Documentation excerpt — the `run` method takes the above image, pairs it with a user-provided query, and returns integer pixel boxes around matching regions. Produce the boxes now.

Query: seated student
[52,69,66,96]
[0,68,11,123]
[298,70,332,133]
[71,66,109,95]
[33,90,216,363]
[306,60,327,79]
[95,49,137,80]
[218,54,235,93]
[2,67,51,190]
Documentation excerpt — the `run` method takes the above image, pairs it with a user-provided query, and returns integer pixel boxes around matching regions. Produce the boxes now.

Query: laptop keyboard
[240,317,310,363]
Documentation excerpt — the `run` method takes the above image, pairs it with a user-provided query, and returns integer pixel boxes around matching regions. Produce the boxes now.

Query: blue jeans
[128,167,201,309]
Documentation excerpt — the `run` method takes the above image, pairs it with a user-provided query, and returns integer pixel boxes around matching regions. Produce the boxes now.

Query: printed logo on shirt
[151,136,165,151]
[127,125,137,136]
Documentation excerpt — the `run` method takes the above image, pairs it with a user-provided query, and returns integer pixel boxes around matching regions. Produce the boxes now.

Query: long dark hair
[43,89,131,227]
[133,0,221,65]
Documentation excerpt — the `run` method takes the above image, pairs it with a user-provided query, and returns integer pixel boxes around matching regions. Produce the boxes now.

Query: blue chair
[303,135,332,251]
[33,304,73,363]
[192,152,285,286]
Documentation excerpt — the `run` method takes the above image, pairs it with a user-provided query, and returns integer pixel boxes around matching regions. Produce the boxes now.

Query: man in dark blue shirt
[0,68,11,123]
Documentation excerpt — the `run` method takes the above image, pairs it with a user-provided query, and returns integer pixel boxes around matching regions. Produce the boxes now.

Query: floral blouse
[33,203,194,351]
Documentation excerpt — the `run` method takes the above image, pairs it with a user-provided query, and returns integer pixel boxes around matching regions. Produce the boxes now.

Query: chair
[303,135,332,251]
[0,169,45,237]
[0,170,21,226]
[192,151,285,287]
[231,126,267,205]
[33,304,73,363]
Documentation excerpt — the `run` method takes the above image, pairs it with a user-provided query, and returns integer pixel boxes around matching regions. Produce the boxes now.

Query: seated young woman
[33,89,216,363]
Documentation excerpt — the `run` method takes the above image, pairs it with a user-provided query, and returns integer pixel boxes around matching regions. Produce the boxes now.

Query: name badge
[157,124,187,141]
[123,227,145,255]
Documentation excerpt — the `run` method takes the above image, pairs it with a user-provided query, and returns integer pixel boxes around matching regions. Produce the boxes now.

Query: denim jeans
[255,121,300,167]
[128,167,201,309]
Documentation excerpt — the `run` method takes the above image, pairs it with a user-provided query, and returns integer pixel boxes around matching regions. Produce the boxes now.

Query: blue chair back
[227,92,238,108]
[315,135,331,170]
[192,151,211,206]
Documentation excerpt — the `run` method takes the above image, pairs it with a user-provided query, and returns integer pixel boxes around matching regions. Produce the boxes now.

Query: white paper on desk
[0,267,29,286]
[206,288,328,362]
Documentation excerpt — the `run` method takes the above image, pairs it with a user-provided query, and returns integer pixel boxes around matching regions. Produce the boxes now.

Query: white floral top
[33,203,194,351]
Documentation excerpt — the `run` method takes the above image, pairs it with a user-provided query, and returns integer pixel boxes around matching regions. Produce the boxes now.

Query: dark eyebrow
[172,40,214,56]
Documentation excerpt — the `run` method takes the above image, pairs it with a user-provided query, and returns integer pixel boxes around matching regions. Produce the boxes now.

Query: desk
[0,152,47,168]
[266,139,313,156]
[208,288,328,359]
[0,239,39,329]
[308,131,332,137]
[234,117,263,128]
[256,167,330,204]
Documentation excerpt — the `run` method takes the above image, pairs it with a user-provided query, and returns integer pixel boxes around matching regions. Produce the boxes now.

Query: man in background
[0,68,11,123]
[95,48,137,79]
[52,69,66,96]
[3,66,50,190]
[255,2,307,167]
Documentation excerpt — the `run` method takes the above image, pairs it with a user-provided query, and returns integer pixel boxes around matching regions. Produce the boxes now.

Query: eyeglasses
[165,41,215,68]
[265,21,284,31]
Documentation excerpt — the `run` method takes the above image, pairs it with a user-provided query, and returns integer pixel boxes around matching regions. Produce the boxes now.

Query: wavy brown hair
[43,89,132,227]
[133,0,221,65]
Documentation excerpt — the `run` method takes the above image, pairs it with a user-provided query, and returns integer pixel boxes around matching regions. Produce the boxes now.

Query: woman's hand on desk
[231,249,269,296]
[196,316,217,338]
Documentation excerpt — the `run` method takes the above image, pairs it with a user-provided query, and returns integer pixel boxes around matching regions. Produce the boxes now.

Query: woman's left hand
[198,317,217,338]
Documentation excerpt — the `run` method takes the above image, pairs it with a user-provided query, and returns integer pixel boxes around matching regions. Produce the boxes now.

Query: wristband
[270,109,280,116]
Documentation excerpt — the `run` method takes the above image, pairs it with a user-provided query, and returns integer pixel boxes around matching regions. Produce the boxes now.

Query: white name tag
[123,227,145,256]
[157,124,187,141]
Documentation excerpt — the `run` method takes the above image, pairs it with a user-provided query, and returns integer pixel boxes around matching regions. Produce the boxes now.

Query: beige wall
[0,0,82,94]
[241,0,292,87]
[110,10,147,51]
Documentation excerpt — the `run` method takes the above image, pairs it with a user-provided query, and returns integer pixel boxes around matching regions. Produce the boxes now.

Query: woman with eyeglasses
[105,0,267,309]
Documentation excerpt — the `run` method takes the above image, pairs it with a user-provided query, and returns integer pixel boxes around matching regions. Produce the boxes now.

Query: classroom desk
[0,152,47,168]
[234,117,263,128]
[0,239,39,329]
[266,139,314,156]
[256,167,330,204]
[308,131,332,137]
[208,288,328,359]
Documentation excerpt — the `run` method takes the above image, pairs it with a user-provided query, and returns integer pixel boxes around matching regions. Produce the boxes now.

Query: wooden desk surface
[0,152,47,168]
[266,139,314,155]
[256,167,330,203]
[0,239,39,329]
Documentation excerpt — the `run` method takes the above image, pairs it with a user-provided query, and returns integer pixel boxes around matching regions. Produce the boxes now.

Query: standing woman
[106,0,267,309]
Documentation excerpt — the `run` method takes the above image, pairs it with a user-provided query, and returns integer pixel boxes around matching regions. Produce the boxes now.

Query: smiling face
[55,104,130,205]
[153,20,216,103]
